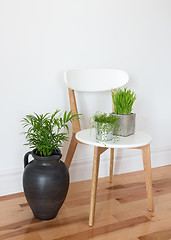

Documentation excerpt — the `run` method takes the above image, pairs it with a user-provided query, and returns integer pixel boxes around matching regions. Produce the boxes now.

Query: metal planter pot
[95,122,113,142]
[111,113,136,137]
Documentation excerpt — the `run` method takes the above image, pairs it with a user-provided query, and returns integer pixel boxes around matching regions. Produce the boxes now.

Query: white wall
[0,0,171,196]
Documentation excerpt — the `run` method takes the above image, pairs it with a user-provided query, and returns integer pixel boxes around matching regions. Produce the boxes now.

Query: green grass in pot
[111,88,136,115]
[93,112,119,126]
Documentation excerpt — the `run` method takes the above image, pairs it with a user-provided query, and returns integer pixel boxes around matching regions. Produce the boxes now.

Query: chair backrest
[65,69,129,133]
[65,69,129,92]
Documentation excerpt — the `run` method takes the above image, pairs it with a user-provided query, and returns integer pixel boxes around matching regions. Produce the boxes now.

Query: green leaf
[21,109,81,157]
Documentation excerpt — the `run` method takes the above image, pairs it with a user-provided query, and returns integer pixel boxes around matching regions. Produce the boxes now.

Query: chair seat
[76,128,152,149]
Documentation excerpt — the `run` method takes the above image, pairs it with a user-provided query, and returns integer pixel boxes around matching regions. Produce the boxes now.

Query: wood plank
[0,193,24,202]
[66,177,171,208]
[7,233,42,240]
[52,216,150,240]
[1,166,171,240]
[139,228,171,240]
[90,218,171,240]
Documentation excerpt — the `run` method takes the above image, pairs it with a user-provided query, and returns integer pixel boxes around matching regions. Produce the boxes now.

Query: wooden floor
[1,165,171,240]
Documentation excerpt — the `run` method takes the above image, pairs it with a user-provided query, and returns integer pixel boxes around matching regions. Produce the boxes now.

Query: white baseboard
[0,145,171,196]
[0,168,23,196]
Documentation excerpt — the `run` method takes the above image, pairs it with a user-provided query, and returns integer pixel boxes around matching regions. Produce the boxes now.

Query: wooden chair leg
[65,133,78,169]
[142,144,154,212]
[89,146,100,227]
[109,148,114,183]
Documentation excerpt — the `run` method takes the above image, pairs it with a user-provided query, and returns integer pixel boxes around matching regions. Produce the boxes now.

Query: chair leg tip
[89,221,94,227]
[109,176,113,183]
[148,208,154,212]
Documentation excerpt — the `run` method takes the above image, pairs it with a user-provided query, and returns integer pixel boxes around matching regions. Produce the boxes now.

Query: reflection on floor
[1,165,171,240]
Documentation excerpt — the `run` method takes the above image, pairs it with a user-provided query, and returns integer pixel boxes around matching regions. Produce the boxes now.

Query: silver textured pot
[95,122,113,142]
[111,113,136,137]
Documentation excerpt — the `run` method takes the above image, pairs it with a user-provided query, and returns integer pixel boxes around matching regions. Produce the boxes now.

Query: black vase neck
[32,150,62,166]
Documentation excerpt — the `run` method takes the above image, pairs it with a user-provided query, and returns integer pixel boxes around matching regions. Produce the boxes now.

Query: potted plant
[21,109,79,220]
[111,88,136,136]
[92,112,119,142]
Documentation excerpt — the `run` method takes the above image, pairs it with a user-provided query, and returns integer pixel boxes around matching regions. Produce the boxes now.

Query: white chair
[64,69,154,226]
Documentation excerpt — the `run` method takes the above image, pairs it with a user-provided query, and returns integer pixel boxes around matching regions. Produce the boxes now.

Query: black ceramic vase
[23,150,69,220]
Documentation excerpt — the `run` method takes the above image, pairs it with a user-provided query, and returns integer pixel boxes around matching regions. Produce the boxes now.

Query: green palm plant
[21,109,80,157]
